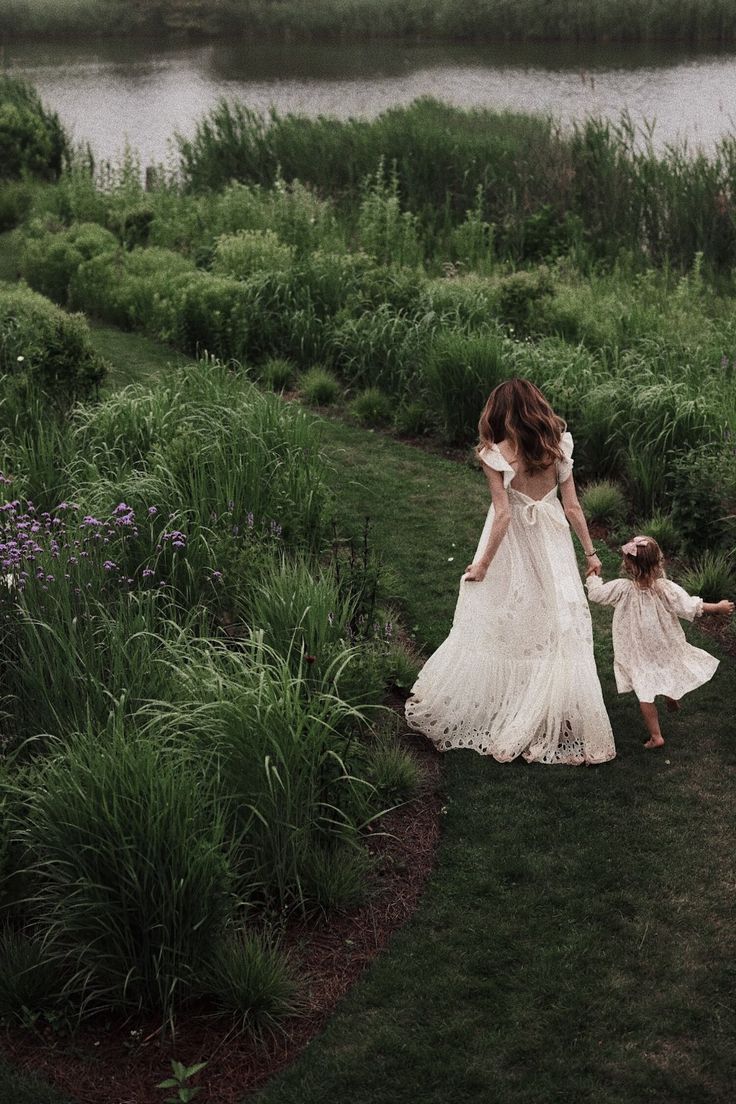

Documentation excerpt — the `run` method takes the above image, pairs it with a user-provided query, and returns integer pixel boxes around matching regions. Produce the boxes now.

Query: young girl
[586,535,733,748]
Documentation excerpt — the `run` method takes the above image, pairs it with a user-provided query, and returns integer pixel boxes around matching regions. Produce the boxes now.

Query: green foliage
[0,283,107,410]
[424,330,506,445]
[299,365,341,406]
[299,843,372,912]
[212,229,295,278]
[366,731,422,804]
[393,399,432,437]
[20,219,119,304]
[0,182,35,232]
[638,511,680,555]
[200,929,302,1032]
[0,928,65,1023]
[358,159,422,267]
[0,76,68,182]
[261,356,295,391]
[580,480,628,525]
[350,387,394,427]
[678,551,735,602]
[23,724,233,1019]
[3,0,736,44]
[157,1059,208,1104]
[495,266,553,333]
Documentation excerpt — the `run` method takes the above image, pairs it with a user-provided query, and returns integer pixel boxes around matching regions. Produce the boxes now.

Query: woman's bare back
[495,439,559,500]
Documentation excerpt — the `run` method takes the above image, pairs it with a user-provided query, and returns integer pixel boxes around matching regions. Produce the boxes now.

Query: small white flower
[16,355,24,363]
[664,759,671,765]
[4,574,14,590]
[447,557,454,562]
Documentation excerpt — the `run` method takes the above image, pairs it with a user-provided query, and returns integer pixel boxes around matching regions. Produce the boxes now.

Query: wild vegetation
[1,0,736,44]
[1,73,736,1100]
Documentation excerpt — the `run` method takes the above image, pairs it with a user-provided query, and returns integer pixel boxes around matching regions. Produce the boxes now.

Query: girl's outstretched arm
[585,574,627,606]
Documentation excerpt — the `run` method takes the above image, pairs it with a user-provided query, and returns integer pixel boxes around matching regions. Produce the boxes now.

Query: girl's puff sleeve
[658,579,703,622]
[585,575,629,607]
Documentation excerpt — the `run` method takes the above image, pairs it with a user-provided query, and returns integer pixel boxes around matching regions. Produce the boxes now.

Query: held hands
[463,560,488,583]
[585,553,602,577]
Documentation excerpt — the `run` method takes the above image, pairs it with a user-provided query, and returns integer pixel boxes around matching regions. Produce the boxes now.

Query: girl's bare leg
[640,701,664,748]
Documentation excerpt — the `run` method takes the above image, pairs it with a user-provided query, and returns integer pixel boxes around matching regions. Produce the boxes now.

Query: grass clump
[580,480,628,526]
[24,724,232,1019]
[261,356,295,392]
[201,928,303,1035]
[678,551,735,602]
[638,511,680,555]
[350,387,394,427]
[299,365,341,406]
[366,732,422,804]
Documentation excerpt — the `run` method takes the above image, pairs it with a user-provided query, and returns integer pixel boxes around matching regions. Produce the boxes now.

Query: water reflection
[3,35,736,165]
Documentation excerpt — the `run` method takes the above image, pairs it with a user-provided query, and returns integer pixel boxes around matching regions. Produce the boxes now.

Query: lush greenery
[8,105,736,555]
[0,76,67,186]
[0,317,420,1033]
[1,76,736,1100]
[2,0,736,43]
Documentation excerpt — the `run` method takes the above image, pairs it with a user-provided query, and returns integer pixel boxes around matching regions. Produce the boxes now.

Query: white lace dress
[405,434,616,766]
[585,575,719,702]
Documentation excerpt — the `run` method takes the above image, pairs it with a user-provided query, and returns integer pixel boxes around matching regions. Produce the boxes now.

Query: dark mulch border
[0,697,444,1104]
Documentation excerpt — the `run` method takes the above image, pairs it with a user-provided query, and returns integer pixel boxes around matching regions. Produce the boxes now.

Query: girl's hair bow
[621,536,650,557]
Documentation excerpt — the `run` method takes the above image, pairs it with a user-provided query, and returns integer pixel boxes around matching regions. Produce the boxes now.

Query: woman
[405,378,615,766]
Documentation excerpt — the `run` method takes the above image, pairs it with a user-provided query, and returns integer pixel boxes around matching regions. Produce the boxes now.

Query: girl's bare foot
[665,697,681,713]
[644,733,665,749]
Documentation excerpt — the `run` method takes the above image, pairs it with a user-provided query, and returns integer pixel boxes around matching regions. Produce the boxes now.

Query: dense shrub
[213,229,296,278]
[0,284,107,409]
[0,76,68,182]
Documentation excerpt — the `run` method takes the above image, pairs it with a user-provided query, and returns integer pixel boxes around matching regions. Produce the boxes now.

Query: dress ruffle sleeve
[657,579,704,622]
[585,575,629,607]
[556,431,574,483]
[478,445,515,489]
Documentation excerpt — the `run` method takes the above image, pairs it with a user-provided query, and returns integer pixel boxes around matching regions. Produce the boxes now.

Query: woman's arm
[464,466,510,582]
[559,472,601,576]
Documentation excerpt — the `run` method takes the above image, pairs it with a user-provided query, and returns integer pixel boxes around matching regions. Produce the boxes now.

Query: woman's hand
[585,554,602,577]
[463,560,488,583]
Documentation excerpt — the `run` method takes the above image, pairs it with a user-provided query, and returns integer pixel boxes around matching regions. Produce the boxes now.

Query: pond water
[4,36,736,166]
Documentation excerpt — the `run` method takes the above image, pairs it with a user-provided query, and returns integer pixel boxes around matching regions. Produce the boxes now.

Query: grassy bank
[2,0,736,44]
[4,320,735,1104]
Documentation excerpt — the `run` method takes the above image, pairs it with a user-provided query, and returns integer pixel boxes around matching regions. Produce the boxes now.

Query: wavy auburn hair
[476,378,566,473]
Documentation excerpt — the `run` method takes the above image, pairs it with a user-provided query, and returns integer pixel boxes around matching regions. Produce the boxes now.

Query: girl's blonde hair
[621,535,665,588]
[476,378,566,474]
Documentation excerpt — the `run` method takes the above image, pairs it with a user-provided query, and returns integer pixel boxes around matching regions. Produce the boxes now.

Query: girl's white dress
[585,574,718,702]
[405,434,616,766]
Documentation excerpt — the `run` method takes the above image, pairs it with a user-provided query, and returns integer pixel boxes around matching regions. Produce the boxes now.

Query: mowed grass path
[1,320,735,1104]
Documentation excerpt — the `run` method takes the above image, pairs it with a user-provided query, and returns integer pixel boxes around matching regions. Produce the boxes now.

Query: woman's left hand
[464,561,487,582]
[585,554,602,577]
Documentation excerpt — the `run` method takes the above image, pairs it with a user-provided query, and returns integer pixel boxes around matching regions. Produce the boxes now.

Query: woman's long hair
[476,378,566,473]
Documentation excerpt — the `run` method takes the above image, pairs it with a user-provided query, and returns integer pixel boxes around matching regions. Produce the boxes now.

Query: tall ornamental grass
[23,721,233,1020]
[144,635,381,911]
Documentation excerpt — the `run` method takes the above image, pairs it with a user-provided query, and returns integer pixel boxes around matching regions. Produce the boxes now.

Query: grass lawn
[1,323,734,1104]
